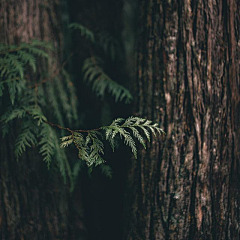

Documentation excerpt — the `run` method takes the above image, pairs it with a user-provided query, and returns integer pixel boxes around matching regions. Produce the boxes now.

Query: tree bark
[0,1,86,239]
[124,0,240,239]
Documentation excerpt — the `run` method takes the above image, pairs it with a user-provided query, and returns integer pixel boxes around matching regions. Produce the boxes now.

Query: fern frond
[38,124,55,168]
[100,164,113,179]
[0,41,80,186]
[17,50,37,72]
[96,32,119,60]
[110,118,125,126]
[139,126,151,142]
[128,127,146,149]
[28,107,47,126]
[5,54,24,79]
[27,46,50,59]
[82,57,132,103]
[85,131,105,167]
[0,41,163,184]
[117,128,137,158]
[61,131,105,167]
[1,121,10,139]
[0,41,51,105]
[0,108,27,124]
[102,117,163,158]
[69,23,95,42]
[7,80,17,104]
[15,121,37,159]
[108,136,115,151]
[29,40,54,51]
[60,135,73,148]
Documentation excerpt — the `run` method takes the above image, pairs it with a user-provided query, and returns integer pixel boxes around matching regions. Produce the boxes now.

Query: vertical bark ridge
[124,0,240,239]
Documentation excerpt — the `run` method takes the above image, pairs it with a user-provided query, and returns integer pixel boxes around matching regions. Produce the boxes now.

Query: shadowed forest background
[0,0,239,240]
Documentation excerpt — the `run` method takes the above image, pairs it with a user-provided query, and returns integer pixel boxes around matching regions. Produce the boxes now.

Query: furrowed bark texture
[0,1,86,239]
[124,0,240,239]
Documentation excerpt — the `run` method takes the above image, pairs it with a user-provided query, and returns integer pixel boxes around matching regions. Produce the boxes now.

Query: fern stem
[43,119,73,132]
[44,118,101,133]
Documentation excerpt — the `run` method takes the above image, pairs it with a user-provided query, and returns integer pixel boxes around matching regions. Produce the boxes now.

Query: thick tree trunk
[0,1,86,239]
[124,0,240,239]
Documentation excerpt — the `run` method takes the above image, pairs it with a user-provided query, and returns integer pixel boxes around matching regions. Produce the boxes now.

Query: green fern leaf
[6,54,24,79]
[60,135,73,148]
[110,118,125,126]
[1,108,27,124]
[27,46,49,59]
[39,124,55,168]
[69,23,95,42]
[82,57,132,103]
[100,164,113,179]
[139,126,151,142]
[17,50,37,72]
[129,127,146,149]
[15,121,37,159]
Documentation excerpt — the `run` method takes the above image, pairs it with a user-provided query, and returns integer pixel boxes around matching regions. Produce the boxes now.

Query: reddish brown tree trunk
[124,0,240,239]
[0,1,86,239]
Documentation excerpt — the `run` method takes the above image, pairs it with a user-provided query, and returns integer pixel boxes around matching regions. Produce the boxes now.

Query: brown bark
[0,1,86,239]
[124,0,240,239]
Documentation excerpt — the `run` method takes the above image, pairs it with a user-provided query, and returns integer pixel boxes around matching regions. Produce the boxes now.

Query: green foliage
[69,23,95,42]
[83,57,132,103]
[69,23,118,60]
[97,32,119,60]
[14,119,38,159]
[1,107,27,124]
[0,40,52,104]
[61,117,163,167]
[69,22,132,103]
[0,41,78,185]
[100,164,113,179]
[39,124,56,168]
[0,38,163,190]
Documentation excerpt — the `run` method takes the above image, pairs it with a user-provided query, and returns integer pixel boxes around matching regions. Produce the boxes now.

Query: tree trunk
[124,0,240,239]
[0,1,86,239]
